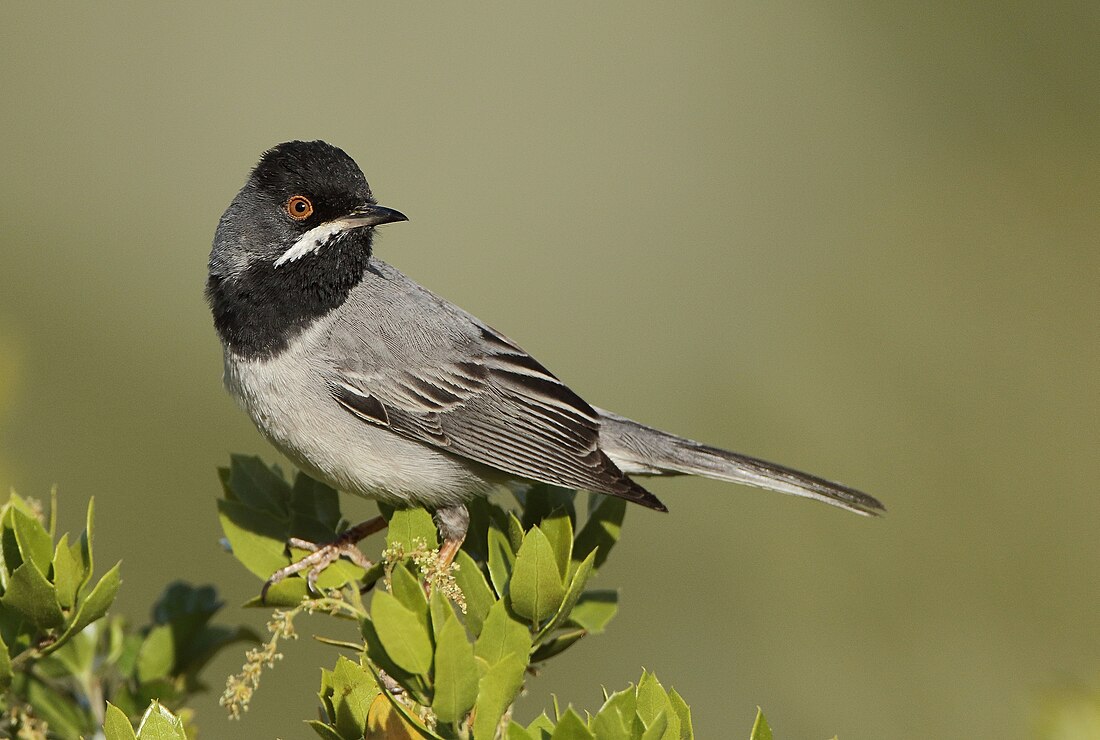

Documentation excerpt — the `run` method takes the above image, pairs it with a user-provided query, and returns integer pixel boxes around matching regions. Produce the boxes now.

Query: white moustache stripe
[273,217,373,268]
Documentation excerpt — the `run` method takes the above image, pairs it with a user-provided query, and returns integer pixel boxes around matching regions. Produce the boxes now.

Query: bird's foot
[261,515,387,603]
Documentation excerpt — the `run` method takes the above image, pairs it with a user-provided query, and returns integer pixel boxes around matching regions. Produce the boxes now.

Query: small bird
[207,140,883,595]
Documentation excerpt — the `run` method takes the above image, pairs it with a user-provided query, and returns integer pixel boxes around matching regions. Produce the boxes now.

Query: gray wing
[323,265,665,510]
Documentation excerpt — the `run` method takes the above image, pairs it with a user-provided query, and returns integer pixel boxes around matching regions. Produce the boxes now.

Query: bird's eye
[285,195,314,221]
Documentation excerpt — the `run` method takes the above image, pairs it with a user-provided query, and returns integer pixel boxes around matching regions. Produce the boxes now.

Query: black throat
[207,234,371,360]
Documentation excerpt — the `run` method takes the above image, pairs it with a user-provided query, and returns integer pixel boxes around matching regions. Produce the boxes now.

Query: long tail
[596,409,885,516]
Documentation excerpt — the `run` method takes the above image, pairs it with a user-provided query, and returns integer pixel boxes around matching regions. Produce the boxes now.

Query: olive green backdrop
[2,4,1097,738]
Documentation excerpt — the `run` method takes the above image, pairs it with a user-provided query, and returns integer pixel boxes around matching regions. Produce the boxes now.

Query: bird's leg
[433,503,470,570]
[262,515,388,603]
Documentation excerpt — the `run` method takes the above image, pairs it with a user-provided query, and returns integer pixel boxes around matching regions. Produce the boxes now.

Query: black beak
[346,203,408,227]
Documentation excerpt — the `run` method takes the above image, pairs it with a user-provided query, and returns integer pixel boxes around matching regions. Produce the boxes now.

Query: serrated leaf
[640,710,669,740]
[1,559,64,629]
[473,653,527,740]
[474,600,532,667]
[103,702,139,740]
[527,712,556,736]
[636,672,668,725]
[749,708,773,740]
[44,561,121,655]
[572,496,625,571]
[567,590,618,634]
[551,708,595,739]
[51,533,78,609]
[0,630,11,691]
[507,722,537,740]
[371,590,433,675]
[10,507,52,573]
[487,527,515,598]
[228,454,291,516]
[386,507,439,551]
[590,692,632,740]
[332,655,380,739]
[539,508,573,580]
[510,527,565,626]
[599,685,640,737]
[135,700,187,739]
[432,609,478,723]
[452,550,494,635]
[537,549,595,641]
[668,689,693,740]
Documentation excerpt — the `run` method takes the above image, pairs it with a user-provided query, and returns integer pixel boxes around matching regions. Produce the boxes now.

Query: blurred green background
[2,3,1098,738]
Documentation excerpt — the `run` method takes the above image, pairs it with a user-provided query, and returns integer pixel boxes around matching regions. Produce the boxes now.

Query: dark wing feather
[329,318,664,510]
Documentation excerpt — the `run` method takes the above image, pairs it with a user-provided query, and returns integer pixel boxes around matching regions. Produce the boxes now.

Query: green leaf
[452,550,494,635]
[529,628,586,663]
[506,722,537,740]
[290,472,342,531]
[589,692,632,740]
[572,496,626,571]
[598,686,643,738]
[749,708,773,740]
[361,619,432,706]
[474,600,533,667]
[0,630,11,691]
[44,560,121,655]
[517,484,577,531]
[243,578,307,608]
[51,533,79,609]
[135,624,176,683]
[527,712,556,737]
[539,507,573,580]
[389,563,429,630]
[386,507,439,551]
[1,559,64,629]
[10,507,53,573]
[536,549,595,641]
[371,590,433,675]
[472,653,527,739]
[306,720,344,740]
[510,527,566,626]
[567,591,618,634]
[487,527,515,598]
[332,655,380,739]
[228,454,291,516]
[640,710,669,740]
[216,498,290,580]
[135,700,188,739]
[103,701,139,740]
[551,708,595,739]
[432,608,478,723]
[507,512,525,553]
[668,689,693,740]
[637,672,679,739]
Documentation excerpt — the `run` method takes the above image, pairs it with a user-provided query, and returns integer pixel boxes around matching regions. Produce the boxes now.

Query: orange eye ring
[286,195,314,221]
